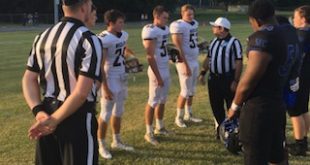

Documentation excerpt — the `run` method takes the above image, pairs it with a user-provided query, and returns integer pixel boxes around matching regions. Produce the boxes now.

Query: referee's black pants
[208,72,235,128]
[35,98,98,165]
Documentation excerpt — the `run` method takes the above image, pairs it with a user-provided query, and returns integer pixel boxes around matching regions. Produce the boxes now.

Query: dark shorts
[287,69,310,116]
[35,99,98,165]
[239,97,286,165]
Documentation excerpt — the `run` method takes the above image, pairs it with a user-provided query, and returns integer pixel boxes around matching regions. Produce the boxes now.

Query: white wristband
[230,102,241,111]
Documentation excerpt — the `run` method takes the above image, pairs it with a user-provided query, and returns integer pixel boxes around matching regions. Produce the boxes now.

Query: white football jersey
[170,19,199,62]
[142,24,170,69]
[98,30,128,76]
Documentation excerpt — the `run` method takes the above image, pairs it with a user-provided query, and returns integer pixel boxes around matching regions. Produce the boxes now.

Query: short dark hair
[276,15,290,25]
[62,0,88,11]
[153,5,169,18]
[104,9,125,25]
[248,0,275,21]
[295,5,310,24]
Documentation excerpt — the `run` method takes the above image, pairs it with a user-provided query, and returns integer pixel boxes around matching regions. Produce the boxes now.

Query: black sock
[295,139,304,145]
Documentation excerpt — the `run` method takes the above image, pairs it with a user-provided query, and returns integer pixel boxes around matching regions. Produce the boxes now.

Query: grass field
[0,10,309,165]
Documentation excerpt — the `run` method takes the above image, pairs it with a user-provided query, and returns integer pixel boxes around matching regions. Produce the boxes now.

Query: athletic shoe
[99,145,112,159]
[184,116,203,123]
[154,127,174,135]
[144,133,159,146]
[111,142,134,151]
[175,118,187,128]
[288,142,307,156]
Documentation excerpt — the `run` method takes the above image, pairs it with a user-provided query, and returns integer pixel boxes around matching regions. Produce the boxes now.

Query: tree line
[0,0,307,14]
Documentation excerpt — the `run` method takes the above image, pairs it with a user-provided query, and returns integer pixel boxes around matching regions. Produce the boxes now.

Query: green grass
[0,14,309,164]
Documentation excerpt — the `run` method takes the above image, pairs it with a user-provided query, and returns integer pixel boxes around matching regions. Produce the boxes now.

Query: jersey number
[113,48,125,67]
[279,44,299,76]
[160,40,167,57]
[189,33,197,48]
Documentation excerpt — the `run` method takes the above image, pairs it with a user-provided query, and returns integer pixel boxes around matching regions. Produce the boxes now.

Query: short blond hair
[181,4,195,13]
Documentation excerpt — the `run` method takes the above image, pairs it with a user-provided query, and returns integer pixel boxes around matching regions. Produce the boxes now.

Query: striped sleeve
[208,38,216,58]
[233,39,243,60]
[26,35,41,73]
[79,32,102,80]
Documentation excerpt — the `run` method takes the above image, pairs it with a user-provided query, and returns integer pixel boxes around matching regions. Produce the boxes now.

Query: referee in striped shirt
[199,17,243,139]
[22,0,103,164]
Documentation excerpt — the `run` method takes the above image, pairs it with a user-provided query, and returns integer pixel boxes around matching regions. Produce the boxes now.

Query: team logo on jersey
[255,38,267,48]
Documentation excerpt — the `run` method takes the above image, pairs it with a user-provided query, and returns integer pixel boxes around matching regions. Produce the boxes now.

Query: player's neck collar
[183,19,195,26]
[107,30,123,38]
[61,17,84,27]
[155,25,166,30]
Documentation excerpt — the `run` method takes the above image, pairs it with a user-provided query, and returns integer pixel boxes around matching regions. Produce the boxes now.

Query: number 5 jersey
[141,24,170,70]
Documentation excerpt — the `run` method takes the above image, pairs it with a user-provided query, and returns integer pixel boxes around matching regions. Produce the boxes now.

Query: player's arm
[23,35,50,122]
[231,60,243,92]
[171,34,191,76]
[228,50,272,119]
[124,47,135,58]
[233,40,243,84]
[198,56,209,85]
[22,70,41,112]
[101,48,113,100]
[22,70,50,123]
[288,48,303,92]
[143,39,163,87]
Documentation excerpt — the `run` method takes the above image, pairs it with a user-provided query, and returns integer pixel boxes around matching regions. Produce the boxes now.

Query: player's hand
[28,116,57,140]
[35,111,49,122]
[230,80,238,92]
[199,75,206,85]
[157,78,164,87]
[104,88,113,100]
[227,108,240,120]
[289,77,299,92]
[184,64,192,77]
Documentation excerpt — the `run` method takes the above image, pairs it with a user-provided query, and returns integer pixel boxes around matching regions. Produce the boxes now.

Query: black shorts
[239,97,286,165]
[35,100,98,165]
[287,68,310,116]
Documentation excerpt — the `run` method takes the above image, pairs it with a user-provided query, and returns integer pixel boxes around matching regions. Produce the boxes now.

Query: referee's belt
[210,71,235,77]
[42,97,96,115]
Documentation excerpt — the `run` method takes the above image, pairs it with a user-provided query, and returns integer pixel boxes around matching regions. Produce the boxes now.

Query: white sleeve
[142,27,156,40]
[170,22,183,34]
[98,36,110,49]
[123,31,129,41]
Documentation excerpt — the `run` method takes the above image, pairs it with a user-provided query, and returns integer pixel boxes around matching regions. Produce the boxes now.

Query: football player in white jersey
[142,6,172,145]
[97,9,134,159]
[170,4,202,128]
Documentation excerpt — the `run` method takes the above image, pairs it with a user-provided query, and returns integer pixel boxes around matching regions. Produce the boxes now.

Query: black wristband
[200,70,207,76]
[32,104,44,117]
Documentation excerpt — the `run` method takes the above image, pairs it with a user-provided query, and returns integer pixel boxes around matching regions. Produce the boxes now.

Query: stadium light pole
[54,0,59,24]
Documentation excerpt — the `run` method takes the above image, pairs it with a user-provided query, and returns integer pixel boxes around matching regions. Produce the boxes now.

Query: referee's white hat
[209,17,231,29]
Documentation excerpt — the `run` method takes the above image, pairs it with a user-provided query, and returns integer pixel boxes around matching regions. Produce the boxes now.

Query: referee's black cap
[248,0,275,21]
[62,0,85,6]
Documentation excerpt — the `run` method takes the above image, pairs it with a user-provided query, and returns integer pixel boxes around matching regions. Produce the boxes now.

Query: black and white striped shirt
[208,34,242,74]
[27,17,102,102]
